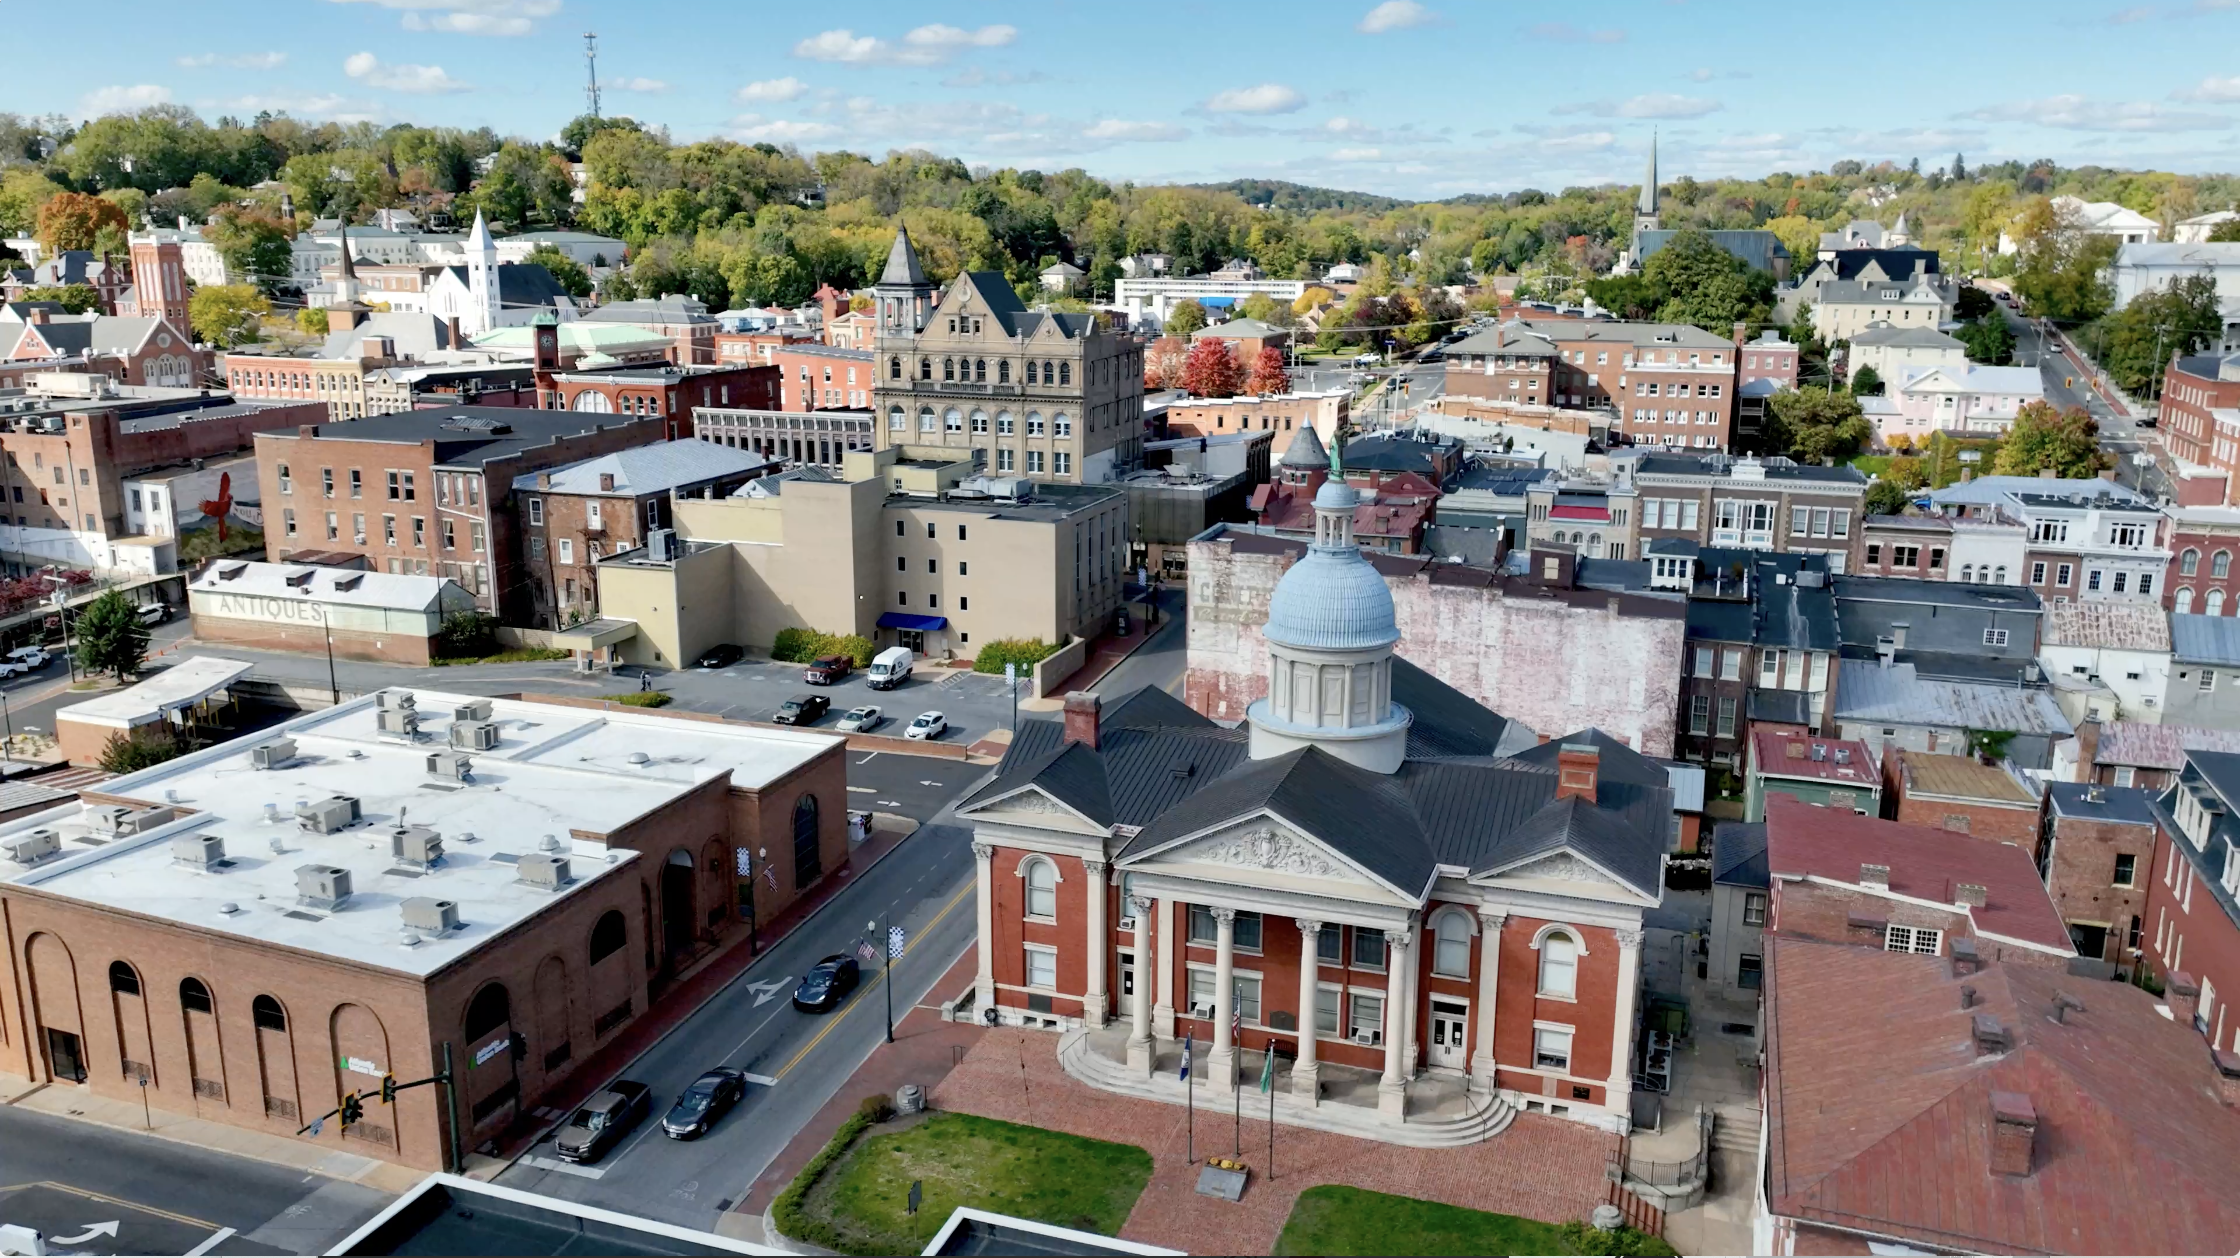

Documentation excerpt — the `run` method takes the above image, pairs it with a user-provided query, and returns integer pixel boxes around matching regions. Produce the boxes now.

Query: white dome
[1264,548,1400,652]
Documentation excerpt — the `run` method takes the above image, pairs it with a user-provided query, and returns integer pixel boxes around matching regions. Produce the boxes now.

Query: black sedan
[695,643,744,669]
[792,954,861,1012]
[661,1068,748,1140]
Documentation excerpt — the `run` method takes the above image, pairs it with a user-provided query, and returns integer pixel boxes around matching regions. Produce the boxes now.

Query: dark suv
[552,1080,651,1163]
[773,694,829,725]
[804,654,853,685]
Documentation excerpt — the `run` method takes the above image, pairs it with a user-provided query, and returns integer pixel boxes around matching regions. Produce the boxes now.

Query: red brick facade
[0,401,320,537]
[542,363,778,442]
[2042,803,2152,963]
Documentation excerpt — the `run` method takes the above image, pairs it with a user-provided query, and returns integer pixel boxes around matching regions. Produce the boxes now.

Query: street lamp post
[318,605,340,707]
[869,917,894,1045]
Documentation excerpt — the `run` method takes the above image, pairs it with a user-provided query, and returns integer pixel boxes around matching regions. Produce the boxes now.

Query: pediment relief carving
[1172,822,1347,880]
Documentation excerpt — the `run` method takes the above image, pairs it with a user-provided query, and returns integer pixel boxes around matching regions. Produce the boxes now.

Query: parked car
[135,602,171,626]
[0,659,28,680]
[5,646,50,670]
[695,643,743,669]
[792,954,860,1012]
[553,1080,651,1163]
[904,711,947,741]
[661,1068,747,1140]
[836,705,884,733]
[804,653,852,685]
[865,646,914,690]
[773,694,829,725]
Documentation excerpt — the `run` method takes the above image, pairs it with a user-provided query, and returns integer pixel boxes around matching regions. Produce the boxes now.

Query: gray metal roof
[510,439,776,497]
[2171,613,2240,666]
[1833,659,2073,736]
[2045,781,2159,826]
[1712,821,1769,887]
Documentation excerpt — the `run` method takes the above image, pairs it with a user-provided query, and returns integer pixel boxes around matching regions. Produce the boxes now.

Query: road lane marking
[521,1155,607,1179]
[846,786,875,793]
[741,1072,778,1086]
[4,1182,216,1229]
[772,881,972,1082]
[185,1226,237,1255]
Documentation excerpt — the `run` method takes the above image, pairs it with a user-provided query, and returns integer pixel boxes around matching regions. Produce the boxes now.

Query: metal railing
[1622,1108,1714,1187]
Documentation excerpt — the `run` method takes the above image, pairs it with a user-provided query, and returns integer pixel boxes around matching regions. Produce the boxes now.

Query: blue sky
[26,0,2240,199]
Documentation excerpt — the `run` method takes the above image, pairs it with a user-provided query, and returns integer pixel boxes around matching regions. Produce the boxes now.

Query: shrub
[1557,1221,1678,1257]
[972,637,1061,676]
[772,1110,876,1251]
[856,1093,896,1123]
[772,628,874,666]
[435,611,499,660]
[604,691,672,707]
[771,627,819,662]
[99,726,184,774]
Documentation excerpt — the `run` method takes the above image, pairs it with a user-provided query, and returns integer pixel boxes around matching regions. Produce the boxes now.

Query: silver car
[836,705,884,733]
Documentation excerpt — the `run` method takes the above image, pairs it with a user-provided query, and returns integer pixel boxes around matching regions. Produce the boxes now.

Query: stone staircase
[1710,1104,1760,1154]
[1058,1029,1518,1148]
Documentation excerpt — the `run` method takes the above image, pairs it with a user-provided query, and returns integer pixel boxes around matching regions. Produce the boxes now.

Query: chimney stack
[1988,1090,2038,1177]
[2073,719,2102,783]
[2169,972,2202,1030]
[1952,936,1982,976]
[2215,1049,2240,1107]
[1956,883,1989,908]
[447,315,463,349]
[1860,863,1891,890]
[1063,691,1102,751]
[599,472,616,492]
[1972,1013,2009,1056]
[1555,743,1600,803]
[28,307,47,325]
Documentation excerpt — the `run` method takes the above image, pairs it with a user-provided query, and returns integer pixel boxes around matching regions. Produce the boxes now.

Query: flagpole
[1232,994,1242,1159]
[1184,1031,1195,1164]
[1265,1036,1276,1182]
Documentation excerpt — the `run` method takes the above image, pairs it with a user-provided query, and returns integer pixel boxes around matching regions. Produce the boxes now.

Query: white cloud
[330,0,558,36]
[793,24,1015,66]
[610,77,666,93]
[343,51,470,93]
[1203,83,1306,115]
[1554,93,1721,119]
[1960,93,2232,131]
[177,51,288,69]
[82,84,172,115]
[729,114,846,143]
[1083,119,1187,142]
[737,77,808,103]
[1330,147,1385,161]
[1357,1,1436,33]
[2174,75,2240,102]
[209,92,363,119]
[1528,21,1626,42]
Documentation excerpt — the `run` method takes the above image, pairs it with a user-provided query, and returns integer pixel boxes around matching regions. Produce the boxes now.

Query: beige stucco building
[595,446,1129,667]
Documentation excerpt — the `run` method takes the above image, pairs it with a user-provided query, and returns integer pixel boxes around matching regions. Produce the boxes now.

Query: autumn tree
[1991,401,2109,478]
[188,284,270,348]
[204,208,292,292]
[1246,345,1290,395]
[1165,298,1208,338]
[36,191,129,255]
[1143,336,1188,389]
[1180,337,1244,398]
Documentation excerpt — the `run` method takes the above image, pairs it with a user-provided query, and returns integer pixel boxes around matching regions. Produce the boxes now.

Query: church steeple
[1634,130,1661,233]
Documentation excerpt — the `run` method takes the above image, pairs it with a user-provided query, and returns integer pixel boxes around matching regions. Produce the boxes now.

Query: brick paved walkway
[930,1028,1620,1255]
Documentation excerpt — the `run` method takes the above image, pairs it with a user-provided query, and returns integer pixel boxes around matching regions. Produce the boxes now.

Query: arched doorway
[329,1003,395,1152]
[661,850,696,966]
[793,795,821,889]
[26,933,84,1084]
[252,994,299,1124]
[462,982,520,1133]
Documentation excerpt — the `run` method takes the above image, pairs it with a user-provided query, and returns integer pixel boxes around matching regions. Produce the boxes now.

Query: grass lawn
[808,1112,1152,1256]
[1850,454,1892,478]
[1275,1185,1676,1257]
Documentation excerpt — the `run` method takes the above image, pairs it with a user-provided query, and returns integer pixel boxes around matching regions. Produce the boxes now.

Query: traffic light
[339,1091,364,1128]
[380,1074,397,1106]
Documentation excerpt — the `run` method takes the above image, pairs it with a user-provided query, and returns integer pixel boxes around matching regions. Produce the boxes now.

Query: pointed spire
[880,225,928,287]
[337,223,357,282]
[1638,130,1659,216]
[1281,423,1326,469]
[465,208,495,252]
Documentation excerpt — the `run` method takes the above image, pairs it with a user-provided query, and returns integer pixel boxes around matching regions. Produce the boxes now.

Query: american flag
[1230,992,1241,1041]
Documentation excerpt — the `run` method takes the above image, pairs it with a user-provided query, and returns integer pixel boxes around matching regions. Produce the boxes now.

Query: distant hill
[1194,179,1412,214]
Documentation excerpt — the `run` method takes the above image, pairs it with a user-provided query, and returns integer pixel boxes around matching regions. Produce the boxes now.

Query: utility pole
[582,32,601,120]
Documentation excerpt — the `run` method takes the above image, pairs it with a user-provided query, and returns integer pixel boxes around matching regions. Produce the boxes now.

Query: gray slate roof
[1833,659,2073,736]
[510,439,775,497]
[2172,613,2240,666]
[1712,821,1769,888]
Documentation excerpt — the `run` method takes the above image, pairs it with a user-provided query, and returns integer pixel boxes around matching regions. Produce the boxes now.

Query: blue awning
[1199,296,1236,308]
[877,612,949,632]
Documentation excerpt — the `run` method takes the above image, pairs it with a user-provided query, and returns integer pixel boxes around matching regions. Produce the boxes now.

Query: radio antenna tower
[583,32,601,119]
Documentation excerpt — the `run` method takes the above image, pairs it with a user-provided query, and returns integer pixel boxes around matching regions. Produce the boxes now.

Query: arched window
[793,794,821,889]
[974,358,987,382]
[944,407,963,432]
[252,995,286,1032]
[1059,362,1071,385]
[1432,910,1473,978]
[1040,360,1053,384]
[918,407,937,432]
[1960,564,1974,583]
[1537,930,1578,999]
[970,409,988,433]
[888,406,906,432]
[943,357,955,381]
[1993,565,2007,584]
[2217,551,2233,579]
[2212,589,2229,616]
[571,391,613,413]
[464,984,510,1041]
[589,909,627,964]
[919,358,932,380]
[108,960,139,995]
[998,360,1010,384]
[179,977,212,1014]
[888,355,902,380]
[2182,548,2201,576]
[2178,587,2197,615]
[1023,857,1057,919]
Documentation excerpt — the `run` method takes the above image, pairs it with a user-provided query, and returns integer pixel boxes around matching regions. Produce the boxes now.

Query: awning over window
[877,612,949,632]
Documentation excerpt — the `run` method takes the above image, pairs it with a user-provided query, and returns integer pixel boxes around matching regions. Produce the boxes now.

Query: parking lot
[646,656,1025,747]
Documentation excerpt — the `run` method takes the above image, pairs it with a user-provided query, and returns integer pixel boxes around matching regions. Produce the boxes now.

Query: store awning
[877,612,949,632]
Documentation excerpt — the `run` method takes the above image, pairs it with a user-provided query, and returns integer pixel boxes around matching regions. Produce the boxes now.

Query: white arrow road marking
[846,786,875,793]
[877,799,903,807]
[521,1155,606,1179]
[746,978,790,1007]
[53,1222,121,1245]
[919,780,944,787]
[185,1226,237,1255]
[741,1072,777,1086]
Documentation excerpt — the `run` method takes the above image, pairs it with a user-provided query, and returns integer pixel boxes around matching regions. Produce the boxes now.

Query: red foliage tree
[36,192,129,256]
[1245,345,1290,395]
[1180,338,1244,398]
[1143,335,1188,389]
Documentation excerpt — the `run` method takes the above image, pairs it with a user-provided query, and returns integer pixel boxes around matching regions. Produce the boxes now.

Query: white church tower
[464,209,500,336]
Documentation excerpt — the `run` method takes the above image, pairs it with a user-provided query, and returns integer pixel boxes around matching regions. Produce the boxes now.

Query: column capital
[971,841,994,861]
[1388,929,1412,951]
[1083,858,1109,877]
[1209,906,1237,924]
[1128,895,1155,916]
[1477,908,1508,931]
[1615,927,1646,947]
[1297,918,1325,936]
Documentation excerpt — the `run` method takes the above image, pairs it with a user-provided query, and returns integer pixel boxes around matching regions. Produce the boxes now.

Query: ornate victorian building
[959,473,1673,1134]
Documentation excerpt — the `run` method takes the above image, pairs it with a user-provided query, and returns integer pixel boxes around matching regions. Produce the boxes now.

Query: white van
[865,646,914,691]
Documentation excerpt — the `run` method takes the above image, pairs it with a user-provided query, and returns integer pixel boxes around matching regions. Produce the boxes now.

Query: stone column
[1605,927,1645,1121]
[1206,907,1237,1090]
[972,843,996,1019]
[1378,929,1412,1118]
[1470,910,1506,1094]
[1294,919,1324,1104]
[1127,897,1156,1074]
[1082,860,1109,1030]
[1401,921,1422,1072]
[1153,897,1177,1040]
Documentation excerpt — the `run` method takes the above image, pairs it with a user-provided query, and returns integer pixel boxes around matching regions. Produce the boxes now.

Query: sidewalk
[717,946,985,1249]
[1024,590,1181,712]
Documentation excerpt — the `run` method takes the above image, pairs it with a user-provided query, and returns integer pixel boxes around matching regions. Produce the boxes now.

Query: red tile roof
[1765,935,2240,1255]
[1765,795,2073,951]
[1548,504,1609,521]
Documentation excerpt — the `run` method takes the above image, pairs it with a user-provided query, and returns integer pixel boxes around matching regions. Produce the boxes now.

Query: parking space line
[521,1155,607,1179]
[185,1226,237,1255]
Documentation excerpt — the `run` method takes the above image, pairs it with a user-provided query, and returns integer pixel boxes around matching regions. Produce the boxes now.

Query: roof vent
[2,828,60,866]
[2084,785,2106,804]
[333,573,364,592]
[171,834,226,869]
[540,834,562,852]
[1960,984,1978,1009]
[1833,748,1851,765]
[284,568,316,588]
[1810,743,1827,762]
[626,750,650,765]
[218,901,240,915]
[399,930,423,948]
[399,896,459,935]
[1170,759,1196,780]
[516,852,571,890]
[251,739,297,770]
[2051,992,2085,1024]
[294,864,353,910]
[391,826,444,869]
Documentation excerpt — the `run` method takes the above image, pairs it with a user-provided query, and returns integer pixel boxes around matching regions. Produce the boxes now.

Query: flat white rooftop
[56,656,256,730]
[0,689,843,977]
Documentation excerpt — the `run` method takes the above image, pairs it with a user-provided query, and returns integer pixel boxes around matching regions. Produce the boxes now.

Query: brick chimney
[1972,1013,2009,1056]
[1732,320,1747,349]
[28,307,47,325]
[599,472,616,492]
[2073,718,2102,782]
[1860,863,1891,890]
[2214,1049,2240,1107]
[1555,743,1599,803]
[1063,691,1102,750]
[1956,883,1988,908]
[2169,971,2202,1029]
[447,315,463,349]
[1988,1090,2038,1176]
[1952,936,1982,976]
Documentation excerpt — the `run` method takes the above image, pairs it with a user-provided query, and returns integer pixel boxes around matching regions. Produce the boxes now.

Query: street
[1991,291,2170,500]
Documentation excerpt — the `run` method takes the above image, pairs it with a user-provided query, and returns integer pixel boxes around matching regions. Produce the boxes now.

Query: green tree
[36,191,130,255]
[296,307,329,336]
[1165,298,1208,337]
[1955,286,1996,320]
[2009,197,2117,322]
[1864,478,1911,517]
[524,244,593,298]
[204,208,293,291]
[1767,386,1871,464]
[74,589,150,681]
[2211,219,2240,243]
[468,143,577,229]
[2098,273,2224,396]
[98,726,184,774]
[189,284,271,347]
[0,169,66,237]
[20,284,101,313]
[1990,400,2108,478]
[1850,365,1883,397]
[1955,316,2016,365]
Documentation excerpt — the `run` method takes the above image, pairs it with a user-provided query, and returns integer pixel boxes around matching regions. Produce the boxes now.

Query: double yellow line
[771,879,973,1081]
[0,1180,216,1228]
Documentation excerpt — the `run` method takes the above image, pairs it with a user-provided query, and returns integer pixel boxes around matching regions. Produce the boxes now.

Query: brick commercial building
[1157,388,1349,464]
[254,407,666,622]
[3,312,206,389]
[2143,749,2240,1052]
[1879,746,2039,844]
[694,406,873,470]
[1630,453,1869,572]
[1186,522,1686,757]
[2040,781,2158,964]
[538,361,779,444]
[1679,552,1841,767]
[187,560,478,665]
[1744,729,1880,821]
[512,440,776,630]
[223,314,477,422]
[764,343,874,413]
[960,486,1678,1137]
[0,688,849,1171]
[1446,319,1743,451]
[2157,351,2240,485]
[2165,504,2240,615]
[1930,474,2170,607]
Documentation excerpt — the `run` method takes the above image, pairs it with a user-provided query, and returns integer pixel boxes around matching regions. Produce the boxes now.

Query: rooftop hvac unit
[251,739,297,770]
[294,863,353,910]
[171,834,226,869]
[451,719,500,751]
[646,527,676,562]
[84,805,133,836]
[295,795,361,834]
[453,699,493,724]
[426,750,473,781]
[376,690,417,711]
[378,706,422,737]
[516,852,572,890]
[391,826,444,869]
[2,829,60,865]
[399,896,460,935]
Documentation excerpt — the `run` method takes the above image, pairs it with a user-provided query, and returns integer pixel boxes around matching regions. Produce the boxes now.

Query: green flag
[1259,1045,1275,1093]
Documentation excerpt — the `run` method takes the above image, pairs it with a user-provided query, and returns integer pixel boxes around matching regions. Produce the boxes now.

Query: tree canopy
[1767,387,1872,464]
[2098,274,2224,396]
[74,589,149,680]
[1990,401,2109,478]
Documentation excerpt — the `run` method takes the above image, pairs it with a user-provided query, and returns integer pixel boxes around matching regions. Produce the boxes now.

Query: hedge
[972,637,1061,676]
[771,1099,889,1251]
[603,691,672,707]
[772,628,874,667]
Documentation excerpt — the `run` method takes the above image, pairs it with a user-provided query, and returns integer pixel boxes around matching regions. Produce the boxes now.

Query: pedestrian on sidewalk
[640,669,651,693]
